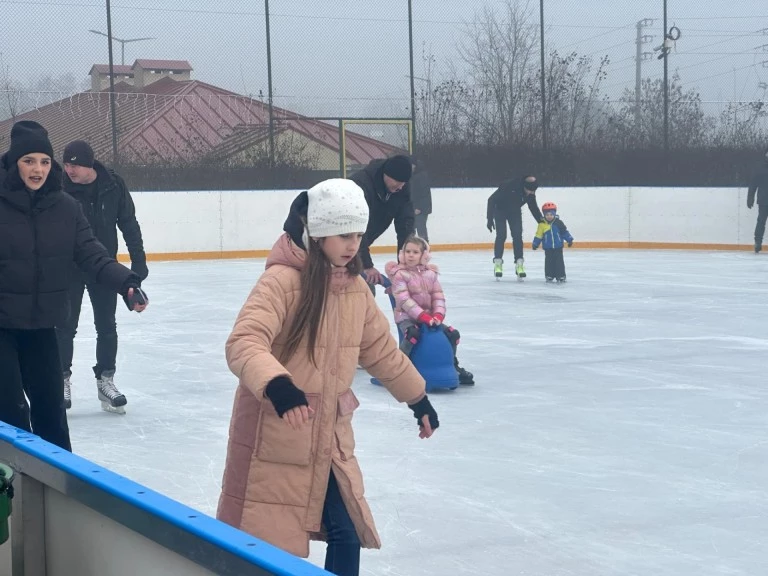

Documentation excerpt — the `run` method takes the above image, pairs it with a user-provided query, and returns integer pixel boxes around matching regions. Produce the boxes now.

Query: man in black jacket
[487,175,544,279]
[747,148,768,253]
[349,155,414,288]
[0,121,147,451]
[409,156,432,242]
[56,140,148,414]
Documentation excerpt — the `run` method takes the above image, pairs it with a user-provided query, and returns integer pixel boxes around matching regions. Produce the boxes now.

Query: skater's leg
[544,250,555,280]
[553,248,566,280]
[0,329,32,433]
[509,211,524,262]
[87,283,118,379]
[493,214,507,259]
[442,325,474,385]
[18,329,71,451]
[755,204,768,251]
[322,471,361,576]
[398,321,420,356]
[55,277,85,377]
[414,212,429,242]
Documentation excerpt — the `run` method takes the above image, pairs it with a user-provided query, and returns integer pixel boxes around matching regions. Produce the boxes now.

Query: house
[1,59,407,172]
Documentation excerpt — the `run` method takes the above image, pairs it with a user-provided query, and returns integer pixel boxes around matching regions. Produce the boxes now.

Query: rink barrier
[116,241,755,263]
[0,422,332,576]
[113,186,757,261]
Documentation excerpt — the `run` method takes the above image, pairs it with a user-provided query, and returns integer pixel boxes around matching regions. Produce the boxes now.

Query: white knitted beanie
[306,179,369,238]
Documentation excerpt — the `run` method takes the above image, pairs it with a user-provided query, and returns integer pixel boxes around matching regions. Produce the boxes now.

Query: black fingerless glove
[121,282,148,311]
[408,395,439,431]
[264,376,308,417]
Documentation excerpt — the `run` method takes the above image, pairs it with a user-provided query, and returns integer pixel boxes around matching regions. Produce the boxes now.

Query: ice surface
[65,249,768,575]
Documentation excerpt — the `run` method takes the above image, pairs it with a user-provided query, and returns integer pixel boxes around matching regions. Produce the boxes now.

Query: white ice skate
[63,373,72,410]
[97,371,127,414]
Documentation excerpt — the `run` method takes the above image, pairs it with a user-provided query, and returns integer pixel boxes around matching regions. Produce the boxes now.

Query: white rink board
[117,187,755,257]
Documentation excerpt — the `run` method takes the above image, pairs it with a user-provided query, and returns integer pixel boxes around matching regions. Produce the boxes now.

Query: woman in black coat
[0,121,148,451]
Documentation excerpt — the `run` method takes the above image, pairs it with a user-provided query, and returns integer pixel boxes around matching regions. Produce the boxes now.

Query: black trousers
[414,212,429,242]
[0,328,72,451]
[494,211,524,261]
[56,277,118,379]
[755,204,768,245]
[544,248,566,279]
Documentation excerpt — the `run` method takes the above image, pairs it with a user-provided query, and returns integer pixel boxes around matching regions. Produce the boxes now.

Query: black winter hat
[7,120,54,165]
[63,140,95,168]
[382,155,413,182]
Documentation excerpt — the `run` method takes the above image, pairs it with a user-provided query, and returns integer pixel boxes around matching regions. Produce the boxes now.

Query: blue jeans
[322,471,361,576]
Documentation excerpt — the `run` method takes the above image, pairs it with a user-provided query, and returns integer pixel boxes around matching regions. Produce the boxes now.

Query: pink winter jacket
[385,247,446,325]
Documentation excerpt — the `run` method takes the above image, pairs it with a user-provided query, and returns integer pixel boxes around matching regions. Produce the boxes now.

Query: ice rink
[64,249,768,576]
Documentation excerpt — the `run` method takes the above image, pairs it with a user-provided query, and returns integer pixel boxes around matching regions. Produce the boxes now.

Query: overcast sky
[2,0,767,118]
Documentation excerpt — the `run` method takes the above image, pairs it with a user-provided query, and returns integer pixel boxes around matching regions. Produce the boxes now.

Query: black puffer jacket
[349,159,415,269]
[0,153,138,329]
[64,160,145,260]
[487,177,544,223]
[747,158,768,207]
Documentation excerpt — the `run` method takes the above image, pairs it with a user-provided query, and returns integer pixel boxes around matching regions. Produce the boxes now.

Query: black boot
[454,359,474,386]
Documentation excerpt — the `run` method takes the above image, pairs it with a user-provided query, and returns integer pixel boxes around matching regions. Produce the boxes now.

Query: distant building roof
[89,64,134,76]
[0,76,403,167]
[132,59,193,71]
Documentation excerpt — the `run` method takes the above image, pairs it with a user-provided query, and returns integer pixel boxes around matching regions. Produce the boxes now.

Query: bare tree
[457,0,539,145]
[0,53,21,121]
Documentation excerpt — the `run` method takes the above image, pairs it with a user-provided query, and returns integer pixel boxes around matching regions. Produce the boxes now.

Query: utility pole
[539,0,547,150]
[408,0,417,154]
[104,0,119,168]
[264,0,275,168]
[663,0,669,152]
[635,19,654,126]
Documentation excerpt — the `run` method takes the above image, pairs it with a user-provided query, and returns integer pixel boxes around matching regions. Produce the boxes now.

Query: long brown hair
[281,232,363,367]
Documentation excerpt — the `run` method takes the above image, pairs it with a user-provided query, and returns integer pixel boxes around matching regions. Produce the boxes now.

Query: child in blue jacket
[532,202,574,283]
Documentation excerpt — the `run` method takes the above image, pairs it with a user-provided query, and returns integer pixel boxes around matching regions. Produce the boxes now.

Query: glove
[131,254,149,281]
[408,395,439,431]
[567,240,573,247]
[265,376,308,418]
[487,219,495,233]
[417,312,434,325]
[121,282,148,311]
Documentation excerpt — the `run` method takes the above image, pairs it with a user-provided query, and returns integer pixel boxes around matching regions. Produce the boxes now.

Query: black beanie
[382,155,413,183]
[7,121,54,165]
[63,140,95,168]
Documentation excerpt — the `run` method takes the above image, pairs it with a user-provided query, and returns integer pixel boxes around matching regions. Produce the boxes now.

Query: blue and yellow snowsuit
[532,216,574,280]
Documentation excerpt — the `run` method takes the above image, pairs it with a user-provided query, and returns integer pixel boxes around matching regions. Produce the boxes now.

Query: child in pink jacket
[385,235,474,386]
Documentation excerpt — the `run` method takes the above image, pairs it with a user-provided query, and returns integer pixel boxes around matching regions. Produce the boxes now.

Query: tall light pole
[662,0,669,151]
[89,29,155,66]
[264,0,275,168]
[408,0,417,154]
[539,0,547,150]
[635,19,654,127]
[102,2,119,167]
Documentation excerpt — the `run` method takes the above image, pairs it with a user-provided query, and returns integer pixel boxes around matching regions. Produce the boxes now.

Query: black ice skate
[454,359,475,386]
[97,371,127,414]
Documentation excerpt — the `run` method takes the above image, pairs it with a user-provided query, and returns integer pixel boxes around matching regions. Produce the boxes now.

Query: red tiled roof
[89,64,134,76]
[132,59,193,71]
[0,76,405,167]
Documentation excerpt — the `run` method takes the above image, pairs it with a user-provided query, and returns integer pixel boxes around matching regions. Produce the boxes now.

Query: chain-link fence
[1,0,767,188]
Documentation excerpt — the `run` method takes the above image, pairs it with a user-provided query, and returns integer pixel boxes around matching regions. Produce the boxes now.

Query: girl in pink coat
[385,235,474,386]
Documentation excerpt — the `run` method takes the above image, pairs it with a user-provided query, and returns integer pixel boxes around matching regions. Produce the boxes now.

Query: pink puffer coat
[384,245,446,325]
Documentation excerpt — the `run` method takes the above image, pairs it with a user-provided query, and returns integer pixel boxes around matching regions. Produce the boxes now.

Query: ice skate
[97,371,127,414]
[515,258,526,280]
[557,277,567,283]
[755,242,762,254]
[454,359,474,386]
[63,372,72,410]
[493,258,503,280]
[546,277,554,283]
